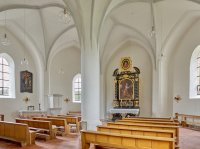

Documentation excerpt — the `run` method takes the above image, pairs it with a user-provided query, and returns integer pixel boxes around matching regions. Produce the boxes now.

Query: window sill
[189,96,200,100]
[72,101,81,103]
[0,95,16,99]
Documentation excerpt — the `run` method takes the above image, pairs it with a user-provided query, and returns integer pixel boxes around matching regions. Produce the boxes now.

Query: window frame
[72,73,81,103]
[0,53,15,99]
[190,46,200,99]
[0,57,10,96]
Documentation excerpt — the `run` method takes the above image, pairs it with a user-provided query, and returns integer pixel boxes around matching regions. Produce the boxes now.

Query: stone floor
[0,128,200,149]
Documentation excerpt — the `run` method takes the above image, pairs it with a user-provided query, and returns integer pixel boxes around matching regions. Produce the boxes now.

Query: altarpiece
[111,57,140,120]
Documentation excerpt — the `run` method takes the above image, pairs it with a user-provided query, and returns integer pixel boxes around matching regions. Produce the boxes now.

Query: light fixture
[1,10,11,46]
[148,25,156,38]
[64,98,70,103]
[174,95,182,103]
[58,8,72,24]
[23,96,29,103]
[21,7,29,66]
[148,0,156,38]
[21,57,29,66]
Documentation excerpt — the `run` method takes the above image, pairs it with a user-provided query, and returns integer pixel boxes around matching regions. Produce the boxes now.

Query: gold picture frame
[120,57,132,71]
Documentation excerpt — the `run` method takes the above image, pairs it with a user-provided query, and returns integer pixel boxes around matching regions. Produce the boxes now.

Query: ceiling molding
[0,3,65,12]
[38,9,47,67]
[101,37,155,77]
[47,40,80,70]
[48,24,76,56]
[162,10,200,61]
[100,16,155,61]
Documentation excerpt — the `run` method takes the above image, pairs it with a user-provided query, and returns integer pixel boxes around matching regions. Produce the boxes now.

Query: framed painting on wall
[20,70,33,93]
[120,57,132,71]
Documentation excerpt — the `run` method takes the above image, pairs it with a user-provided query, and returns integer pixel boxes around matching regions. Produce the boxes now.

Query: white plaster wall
[171,19,200,115]
[0,33,38,122]
[49,47,81,114]
[105,42,152,117]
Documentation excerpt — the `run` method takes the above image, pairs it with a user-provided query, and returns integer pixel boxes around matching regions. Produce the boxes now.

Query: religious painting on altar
[119,79,134,100]
[120,57,132,71]
[112,57,140,109]
[20,70,33,93]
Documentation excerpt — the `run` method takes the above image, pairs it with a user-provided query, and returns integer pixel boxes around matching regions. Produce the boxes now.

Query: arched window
[72,74,81,103]
[190,46,200,99]
[0,53,15,98]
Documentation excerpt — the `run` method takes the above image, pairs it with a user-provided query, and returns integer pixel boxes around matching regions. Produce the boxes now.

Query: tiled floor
[179,128,200,149]
[0,128,200,149]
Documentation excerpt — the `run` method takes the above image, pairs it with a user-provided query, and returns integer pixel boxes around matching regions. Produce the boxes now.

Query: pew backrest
[175,113,200,127]
[107,122,179,145]
[47,115,80,132]
[32,117,69,135]
[118,119,179,126]
[81,130,175,149]
[16,118,52,130]
[0,121,32,146]
[123,117,174,122]
[58,115,81,122]
[16,118,54,139]
[33,117,67,127]
[97,125,175,138]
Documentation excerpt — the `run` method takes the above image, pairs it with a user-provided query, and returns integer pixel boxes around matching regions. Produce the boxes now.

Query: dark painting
[119,79,134,100]
[20,70,33,93]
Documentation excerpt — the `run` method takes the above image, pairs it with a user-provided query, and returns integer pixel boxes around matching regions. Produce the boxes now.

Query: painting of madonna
[119,79,134,100]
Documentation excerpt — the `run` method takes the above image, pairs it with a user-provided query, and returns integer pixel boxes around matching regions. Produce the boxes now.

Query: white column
[81,48,101,130]
[152,56,173,117]
[152,68,160,117]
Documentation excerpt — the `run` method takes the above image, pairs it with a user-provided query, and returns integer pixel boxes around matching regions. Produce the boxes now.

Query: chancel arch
[103,40,153,119]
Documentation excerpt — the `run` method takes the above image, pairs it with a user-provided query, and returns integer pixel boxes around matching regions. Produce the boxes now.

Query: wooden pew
[175,113,200,129]
[67,111,81,116]
[47,115,80,132]
[0,114,4,121]
[16,118,56,140]
[117,119,179,126]
[81,130,175,149]
[58,114,81,122]
[32,117,69,136]
[107,122,179,146]
[123,117,175,122]
[97,125,175,139]
[0,121,36,147]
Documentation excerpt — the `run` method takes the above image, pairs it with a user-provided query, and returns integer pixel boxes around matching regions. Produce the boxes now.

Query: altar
[108,108,140,121]
[18,110,47,119]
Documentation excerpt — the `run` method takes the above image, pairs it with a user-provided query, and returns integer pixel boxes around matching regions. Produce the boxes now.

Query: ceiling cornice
[0,3,65,12]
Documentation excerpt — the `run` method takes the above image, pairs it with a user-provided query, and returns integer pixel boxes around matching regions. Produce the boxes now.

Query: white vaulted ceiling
[0,0,200,69]
[0,0,78,69]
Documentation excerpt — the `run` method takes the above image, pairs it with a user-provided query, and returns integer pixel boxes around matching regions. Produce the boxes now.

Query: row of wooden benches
[0,115,81,147]
[175,113,200,129]
[81,117,179,149]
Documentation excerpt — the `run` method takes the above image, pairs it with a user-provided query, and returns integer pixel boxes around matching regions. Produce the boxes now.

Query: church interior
[0,0,200,148]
